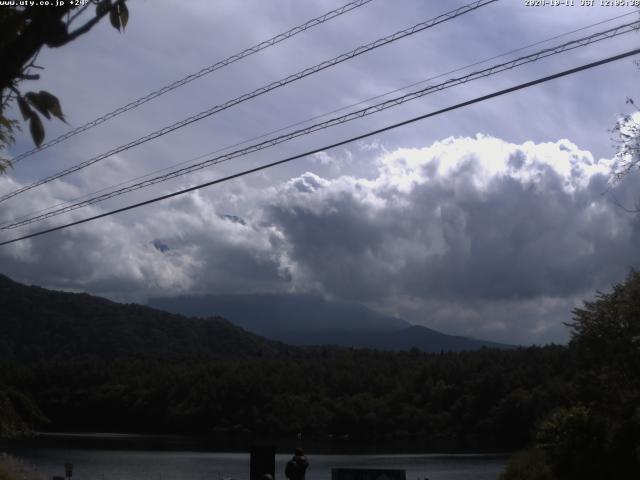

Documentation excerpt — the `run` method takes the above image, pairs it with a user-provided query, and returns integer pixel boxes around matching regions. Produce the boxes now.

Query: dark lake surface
[6,434,506,480]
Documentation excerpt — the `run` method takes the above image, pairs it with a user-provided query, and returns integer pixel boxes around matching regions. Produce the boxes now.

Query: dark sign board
[332,468,406,480]
[250,445,275,480]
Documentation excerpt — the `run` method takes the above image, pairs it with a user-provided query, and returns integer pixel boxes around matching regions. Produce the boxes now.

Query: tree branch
[64,13,106,44]
[67,3,93,26]
[16,73,40,81]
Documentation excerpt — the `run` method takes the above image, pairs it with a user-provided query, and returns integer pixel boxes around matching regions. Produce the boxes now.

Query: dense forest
[0,346,568,448]
[0,272,639,479]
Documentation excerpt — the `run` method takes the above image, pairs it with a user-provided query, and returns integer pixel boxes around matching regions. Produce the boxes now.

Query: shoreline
[7,432,512,456]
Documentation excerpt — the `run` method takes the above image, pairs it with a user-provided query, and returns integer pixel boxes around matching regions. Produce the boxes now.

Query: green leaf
[25,92,51,120]
[17,96,32,121]
[109,7,121,31]
[0,158,12,175]
[37,91,67,123]
[118,2,129,31]
[29,112,45,148]
[0,115,14,129]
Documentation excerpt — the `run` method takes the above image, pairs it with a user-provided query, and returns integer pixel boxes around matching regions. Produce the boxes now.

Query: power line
[6,10,635,229]
[1,47,638,247]
[0,0,498,204]
[9,0,377,164]
[5,19,636,228]
[3,20,638,230]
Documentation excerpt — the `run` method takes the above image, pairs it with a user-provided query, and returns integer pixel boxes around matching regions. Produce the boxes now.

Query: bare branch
[67,3,93,27]
[64,11,107,44]
[608,191,640,214]
[17,73,40,81]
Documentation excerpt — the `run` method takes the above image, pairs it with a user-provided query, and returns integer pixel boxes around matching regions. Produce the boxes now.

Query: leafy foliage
[0,454,45,480]
[499,449,554,480]
[611,11,640,181]
[0,114,18,174]
[612,98,640,180]
[569,269,640,371]
[535,405,606,479]
[504,271,640,479]
[108,0,129,31]
[0,1,129,165]
[0,385,45,439]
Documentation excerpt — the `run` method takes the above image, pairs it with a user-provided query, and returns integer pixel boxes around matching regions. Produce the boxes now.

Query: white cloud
[1,0,639,347]
[261,135,640,343]
[2,142,638,344]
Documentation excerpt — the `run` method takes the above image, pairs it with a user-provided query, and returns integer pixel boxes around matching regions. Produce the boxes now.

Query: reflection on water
[7,434,506,480]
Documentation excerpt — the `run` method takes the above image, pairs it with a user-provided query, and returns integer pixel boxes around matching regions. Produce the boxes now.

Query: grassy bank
[0,386,45,439]
[0,454,44,480]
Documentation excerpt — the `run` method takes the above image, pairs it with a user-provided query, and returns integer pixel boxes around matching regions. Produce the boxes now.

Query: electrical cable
[1,47,638,247]
[6,10,635,228]
[9,0,378,164]
[0,0,499,204]
[3,19,637,230]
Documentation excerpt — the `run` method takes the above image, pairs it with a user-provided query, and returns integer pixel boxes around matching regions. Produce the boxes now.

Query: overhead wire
[1,47,638,247]
[0,0,499,204]
[9,0,378,164]
[3,19,638,230]
[5,9,636,229]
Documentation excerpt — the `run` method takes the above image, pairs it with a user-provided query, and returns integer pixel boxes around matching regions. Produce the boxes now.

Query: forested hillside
[0,275,291,359]
[1,346,569,451]
[0,272,638,478]
[0,385,45,438]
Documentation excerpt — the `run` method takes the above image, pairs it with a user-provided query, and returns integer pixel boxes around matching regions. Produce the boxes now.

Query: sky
[1,0,639,345]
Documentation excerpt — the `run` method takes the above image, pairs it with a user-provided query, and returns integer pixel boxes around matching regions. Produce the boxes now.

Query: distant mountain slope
[276,325,512,352]
[0,275,289,360]
[149,293,410,334]
[149,294,513,352]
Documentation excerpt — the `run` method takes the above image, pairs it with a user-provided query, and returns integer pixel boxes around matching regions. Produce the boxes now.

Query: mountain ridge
[0,274,512,358]
[149,293,513,352]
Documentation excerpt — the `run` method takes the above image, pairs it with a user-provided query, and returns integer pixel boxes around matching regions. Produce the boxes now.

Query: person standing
[285,448,309,480]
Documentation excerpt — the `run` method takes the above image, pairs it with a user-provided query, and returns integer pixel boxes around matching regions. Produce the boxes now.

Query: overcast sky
[1,0,639,345]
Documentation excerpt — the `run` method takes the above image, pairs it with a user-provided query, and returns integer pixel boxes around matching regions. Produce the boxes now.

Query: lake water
[6,435,506,480]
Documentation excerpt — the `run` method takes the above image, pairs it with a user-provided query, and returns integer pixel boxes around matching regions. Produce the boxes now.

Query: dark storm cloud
[258,136,640,341]
[266,136,640,303]
[1,135,638,343]
[0,188,289,301]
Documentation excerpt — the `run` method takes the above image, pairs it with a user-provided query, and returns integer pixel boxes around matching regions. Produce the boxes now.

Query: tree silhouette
[612,95,640,181]
[0,0,129,173]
